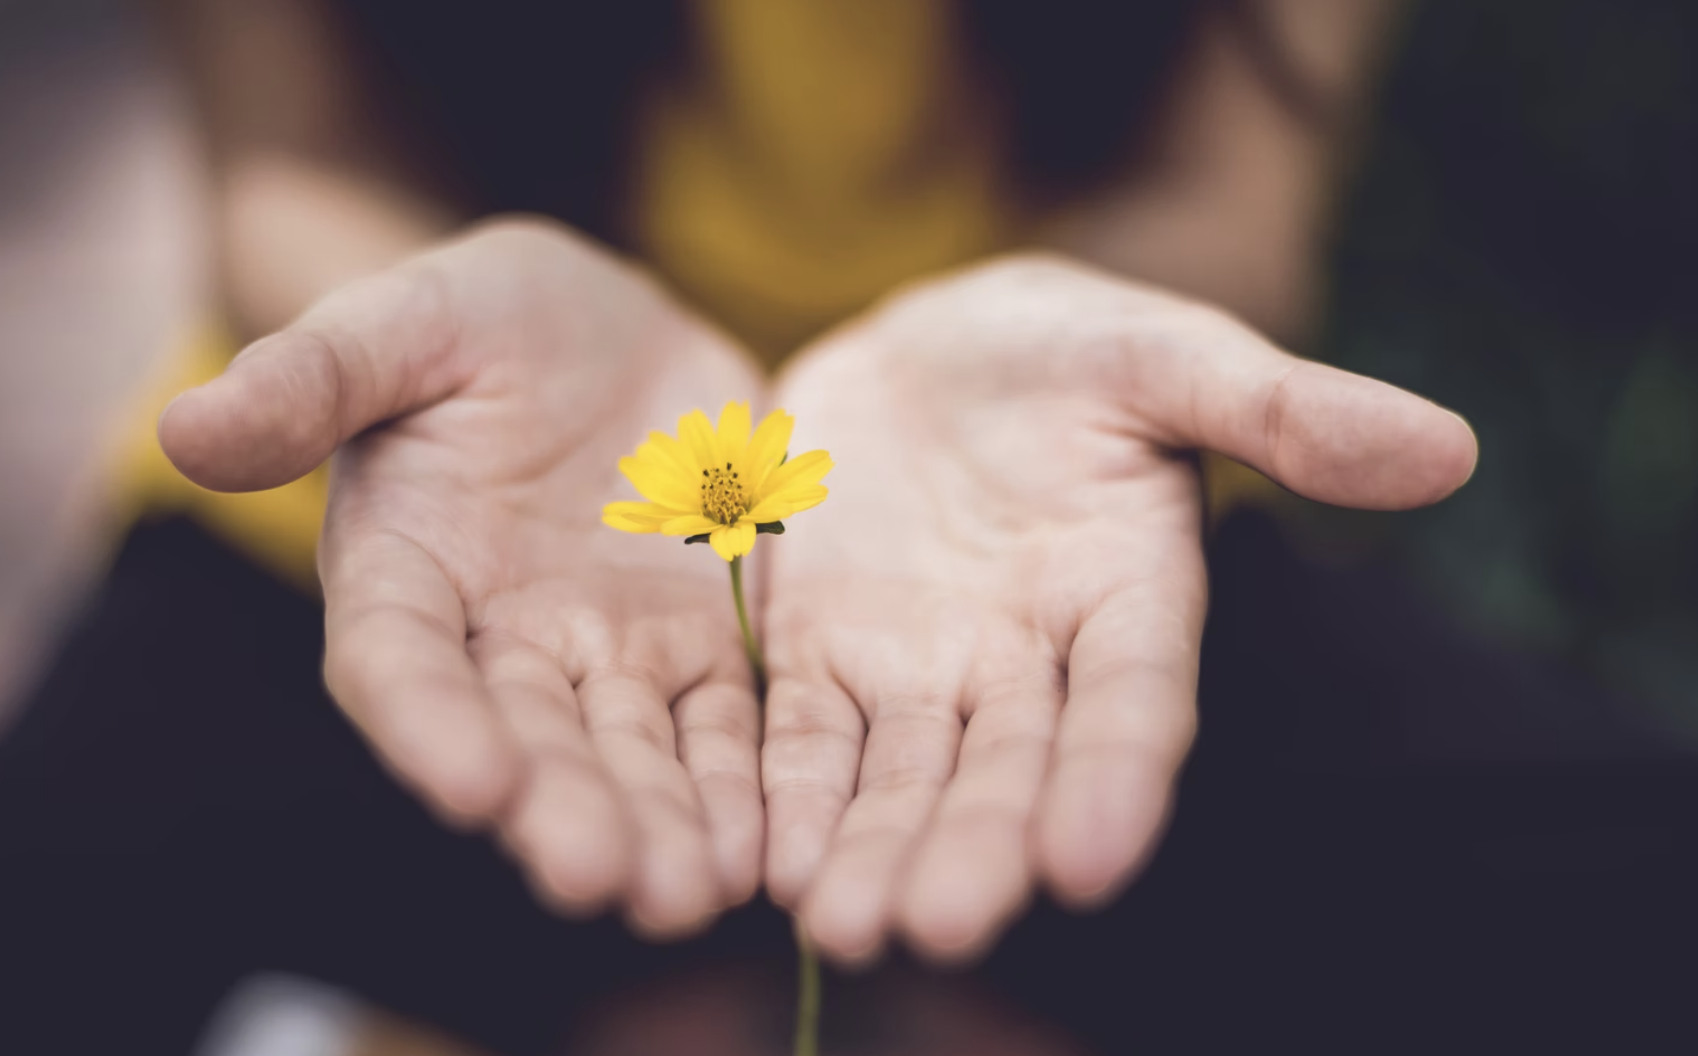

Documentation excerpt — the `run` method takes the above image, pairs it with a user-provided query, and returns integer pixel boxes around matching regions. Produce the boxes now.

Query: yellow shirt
[631,0,1010,363]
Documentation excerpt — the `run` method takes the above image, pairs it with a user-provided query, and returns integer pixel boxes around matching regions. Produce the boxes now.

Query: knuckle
[935,799,1025,835]
[270,327,347,443]
[630,781,703,824]
[861,763,946,795]
[694,765,762,802]
[1095,711,1197,769]
[768,709,862,751]
[678,706,758,748]
[590,708,675,753]
[764,773,846,801]
[1261,360,1306,476]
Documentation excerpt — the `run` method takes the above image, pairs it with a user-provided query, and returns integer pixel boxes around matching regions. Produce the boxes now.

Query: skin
[160,232,1476,957]
[162,220,769,937]
[763,256,1476,963]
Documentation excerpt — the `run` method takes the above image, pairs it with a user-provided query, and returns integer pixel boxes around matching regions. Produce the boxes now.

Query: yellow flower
[603,401,832,561]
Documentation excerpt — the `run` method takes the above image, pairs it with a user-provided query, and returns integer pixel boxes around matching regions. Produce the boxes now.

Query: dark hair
[962,0,1207,203]
[335,0,1314,236]
[334,0,684,242]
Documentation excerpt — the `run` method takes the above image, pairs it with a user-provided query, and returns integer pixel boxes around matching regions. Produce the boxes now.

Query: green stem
[729,555,766,693]
[793,919,821,1056]
[726,557,818,1056]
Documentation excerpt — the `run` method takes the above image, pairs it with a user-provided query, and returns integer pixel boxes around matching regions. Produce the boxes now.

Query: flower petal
[662,513,720,537]
[603,501,671,533]
[746,483,827,523]
[777,484,829,514]
[678,409,720,473]
[761,449,832,494]
[742,498,792,523]
[645,430,699,477]
[745,409,795,490]
[716,401,752,467]
[708,521,757,561]
[628,438,696,487]
[619,455,700,511]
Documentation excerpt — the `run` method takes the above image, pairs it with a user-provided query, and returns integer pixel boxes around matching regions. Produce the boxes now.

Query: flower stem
[793,918,821,1056]
[728,556,766,693]
[726,556,818,1056]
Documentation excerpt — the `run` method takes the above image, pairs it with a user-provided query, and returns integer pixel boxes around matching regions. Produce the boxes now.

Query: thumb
[1111,302,1477,511]
[158,265,465,492]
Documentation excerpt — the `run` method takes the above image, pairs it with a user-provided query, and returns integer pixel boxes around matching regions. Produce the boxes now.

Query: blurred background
[1,0,1694,1053]
[3,0,1693,744]
[0,0,202,727]
[1313,0,1698,751]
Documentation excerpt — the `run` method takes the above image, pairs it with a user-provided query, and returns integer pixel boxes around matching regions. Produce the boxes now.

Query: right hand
[159,219,768,937]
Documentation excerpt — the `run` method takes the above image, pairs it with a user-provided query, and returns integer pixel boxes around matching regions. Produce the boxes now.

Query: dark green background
[1309,0,1698,741]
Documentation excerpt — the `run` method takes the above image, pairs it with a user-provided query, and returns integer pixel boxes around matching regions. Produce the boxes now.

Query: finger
[1035,550,1205,908]
[673,677,765,907]
[321,529,519,824]
[159,260,469,492]
[895,673,1062,963]
[1094,286,1477,510]
[578,670,724,939]
[472,636,634,916]
[800,698,962,965]
[761,674,866,910]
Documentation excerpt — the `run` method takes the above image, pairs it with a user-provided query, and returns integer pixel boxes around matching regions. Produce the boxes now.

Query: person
[2,2,1690,1053]
[154,0,1479,949]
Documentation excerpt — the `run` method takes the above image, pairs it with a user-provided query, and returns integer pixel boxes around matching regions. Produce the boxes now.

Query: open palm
[762,256,1478,962]
[161,221,767,935]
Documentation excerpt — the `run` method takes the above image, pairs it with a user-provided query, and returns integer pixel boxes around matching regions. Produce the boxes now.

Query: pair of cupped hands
[159,219,1475,965]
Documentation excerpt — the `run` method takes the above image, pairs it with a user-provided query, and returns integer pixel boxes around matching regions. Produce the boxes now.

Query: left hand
[759,255,1477,964]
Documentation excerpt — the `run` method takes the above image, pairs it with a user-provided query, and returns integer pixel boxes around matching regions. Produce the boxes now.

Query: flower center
[701,462,747,525]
